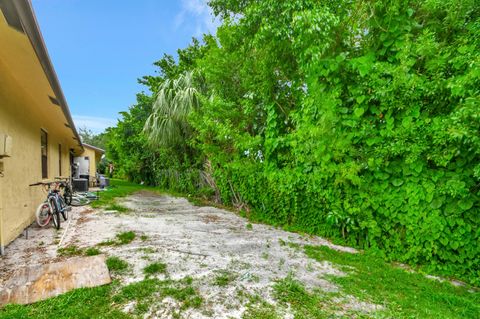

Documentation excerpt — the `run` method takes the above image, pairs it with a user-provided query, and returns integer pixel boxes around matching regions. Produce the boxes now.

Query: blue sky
[31,0,219,133]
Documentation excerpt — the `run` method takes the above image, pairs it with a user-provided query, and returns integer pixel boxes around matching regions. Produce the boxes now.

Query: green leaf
[354,107,365,117]
[458,198,474,211]
[402,116,412,129]
[356,95,366,104]
[430,197,444,209]
[450,241,459,250]
[392,179,404,187]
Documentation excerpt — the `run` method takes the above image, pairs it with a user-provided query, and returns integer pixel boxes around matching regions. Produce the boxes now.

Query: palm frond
[144,71,200,147]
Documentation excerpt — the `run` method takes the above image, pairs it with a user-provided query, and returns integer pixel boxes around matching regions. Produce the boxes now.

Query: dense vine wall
[192,0,480,284]
[108,0,480,284]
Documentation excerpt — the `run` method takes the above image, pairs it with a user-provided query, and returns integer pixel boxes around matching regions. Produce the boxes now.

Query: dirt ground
[0,191,381,318]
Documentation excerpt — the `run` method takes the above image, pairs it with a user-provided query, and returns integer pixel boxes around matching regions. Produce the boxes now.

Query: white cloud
[175,0,221,37]
[73,115,117,134]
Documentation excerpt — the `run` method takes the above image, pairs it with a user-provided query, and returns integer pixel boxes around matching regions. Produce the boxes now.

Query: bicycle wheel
[64,187,72,206]
[71,195,91,206]
[35,202,51,227]
[49,197,61,229]
[59,195,69,221]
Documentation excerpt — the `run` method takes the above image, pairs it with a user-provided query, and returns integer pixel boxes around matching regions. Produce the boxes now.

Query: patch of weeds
[139,247,156,254]
[273,276,340,318]
[246,223,253,230]
[143,261,167,276]
[0,283,129,319]
[104,203,129,213]
[85,247,101,256]
[278,238,286,246]
[114,278,158,303]
[58,245,103,257]
[116,231,136,244]
[306,262,315,272]
[90,179,147,209]
[239,292,280,319]
[202,309,215,317]
[214,270,236,287]
[305,245,480,318]
[106,256,129,273]
[140,235,149,241]
[247,274,260,283]
[134,302,149,315]
[252,275,260,283]
[58,245,84,257]
[99,231,136,246]
[38,241,44,246]
[261,252,269,260]
[97,239,116,246]
[242,303,280,319]
[114,277,202,315]
[287,242,301,250]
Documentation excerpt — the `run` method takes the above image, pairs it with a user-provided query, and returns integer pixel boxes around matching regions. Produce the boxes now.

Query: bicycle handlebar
[29,181,66,187]
[29,182,45,186]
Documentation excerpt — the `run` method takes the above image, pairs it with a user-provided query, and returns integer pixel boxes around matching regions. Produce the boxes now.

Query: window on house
[41,130,48,179]
[58,144,62,176]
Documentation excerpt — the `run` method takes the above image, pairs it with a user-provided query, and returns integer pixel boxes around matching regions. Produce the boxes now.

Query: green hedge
[193,0,480,284]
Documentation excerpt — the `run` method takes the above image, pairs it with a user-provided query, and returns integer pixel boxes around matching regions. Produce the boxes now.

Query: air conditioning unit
[0,134,12,158]
[73,178,88,192]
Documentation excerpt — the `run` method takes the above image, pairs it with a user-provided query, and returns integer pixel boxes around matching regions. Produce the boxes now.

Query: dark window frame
[58,144,62,177]
[41,129,48,179]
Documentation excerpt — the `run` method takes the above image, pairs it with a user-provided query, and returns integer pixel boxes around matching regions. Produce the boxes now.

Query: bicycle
[29,181,71,229]
[55,177,73,206]
[69,188,100,206]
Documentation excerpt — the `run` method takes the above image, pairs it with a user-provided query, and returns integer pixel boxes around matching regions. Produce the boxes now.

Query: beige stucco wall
[0,64,76,251]
[0,13,80,251]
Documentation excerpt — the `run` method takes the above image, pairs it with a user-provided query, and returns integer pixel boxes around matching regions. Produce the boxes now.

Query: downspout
[0,165,4,255]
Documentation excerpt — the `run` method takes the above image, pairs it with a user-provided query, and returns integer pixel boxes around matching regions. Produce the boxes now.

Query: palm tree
[143,71,199,146]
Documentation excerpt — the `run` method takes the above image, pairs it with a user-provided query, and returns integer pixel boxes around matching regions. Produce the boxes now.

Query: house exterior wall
[81,147,98,178]
[0,1,83,254]
[0,62,78,254]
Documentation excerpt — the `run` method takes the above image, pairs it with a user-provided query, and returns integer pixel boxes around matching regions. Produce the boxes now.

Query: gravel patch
[0,191,381,318]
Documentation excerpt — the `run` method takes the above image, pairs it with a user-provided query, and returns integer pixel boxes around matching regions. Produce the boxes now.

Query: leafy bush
[105,0,480,284]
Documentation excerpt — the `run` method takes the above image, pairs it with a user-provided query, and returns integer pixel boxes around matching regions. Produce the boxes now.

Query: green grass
[104,203,129,213]
[57,245,101,257]
[138,247,156,254]
[97,240,116,247]
[84,247,101,256]
[143,261,167,275]
[90,179,148,209]
[98,231,136,246]
[273,276,346,318]
[242,302,279,319]
[106,256,129,273]
[0,284,128,319]
[304,245,480,318]
[57,245,84,257]
[0,276,203,318]
[116,231,135,244]
[113,277,202,314]
[213,270,236,287]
